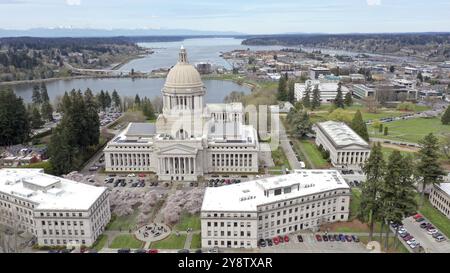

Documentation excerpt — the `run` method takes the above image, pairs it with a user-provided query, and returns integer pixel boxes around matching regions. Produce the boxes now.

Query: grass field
[380,147,416,158]
[174,213,201,231]
[106,211,139,231]
[418,197,450,238]
[270,147,291,170]
[370,117,450,143]
[150,234,187,249]
[350,188,361,220]
[190,233,202,249]
[296,140,329,169]
[110,234,144,249]
[92,234,108,251]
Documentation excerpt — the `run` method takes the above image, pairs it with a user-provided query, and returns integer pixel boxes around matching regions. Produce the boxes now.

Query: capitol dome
[163,46,204,92]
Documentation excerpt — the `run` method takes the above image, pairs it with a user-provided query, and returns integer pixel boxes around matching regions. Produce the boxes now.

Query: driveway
[278,120,303,170]
[400,216,450,253]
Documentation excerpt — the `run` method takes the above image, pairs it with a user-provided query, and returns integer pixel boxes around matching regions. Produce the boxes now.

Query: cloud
[366,0,381,6]
[66,0,81,6]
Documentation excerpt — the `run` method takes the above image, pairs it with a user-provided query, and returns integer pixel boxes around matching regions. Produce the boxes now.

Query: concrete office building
[309,67,331,79]
[200,170,351,249]
[313,121,371,169]
[0,169,110,247]
[294,80,350,103]
[430,183,450,219]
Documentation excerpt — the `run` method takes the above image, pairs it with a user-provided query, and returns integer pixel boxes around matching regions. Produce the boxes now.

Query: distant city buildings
[294,80,350,103]
[309,67,331,79]
[0,169,110,247]
[201,170,351,249]
[313,121,371,169]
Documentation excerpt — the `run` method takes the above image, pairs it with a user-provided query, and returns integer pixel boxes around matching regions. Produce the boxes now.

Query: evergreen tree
[379,123,383,133]
[84,89,100,146]
[302,85,311,109]
[0,88,30,145]
[32,85,42,104]
[40,83,49,102]
[41,101,54,121]
[30,107,44,129]
[360,143,386,241]
[112,89,121,110]
[287,80,295,104]
[344,92,353,107]
[287,108,312,138]
[104,91,112,109]
[384,126,388,136]
[277,75,287,101]
[380,152,417,250]
[311,84,321,110]
[416,133,445,206]
[97,90,106,111]
[350,110,370,142]
[49,127,77,175]
[417,72,424,83]
[135,94,141,106]
[141,97,156,120]
[334,82,344,109]
[441,105,450,125]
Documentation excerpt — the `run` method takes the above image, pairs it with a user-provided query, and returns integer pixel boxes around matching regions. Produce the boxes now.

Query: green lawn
[150,234,187,249]
[370,117,450,143]
[297,140,329,169]
[92,234,108,251]
[190,233,202,249]
[350,188,361,220]
[110,234,144,249]
[270,147,291,170]
[174,213,201,231]
[380,147,416,158]
[106,211,139,231]
[418,198,450,238]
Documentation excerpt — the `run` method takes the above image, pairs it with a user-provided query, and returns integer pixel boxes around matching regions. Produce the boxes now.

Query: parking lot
[399,216,450,253]
[259,233,370,253]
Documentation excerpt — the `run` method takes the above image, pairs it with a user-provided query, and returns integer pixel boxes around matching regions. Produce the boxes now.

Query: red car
[284,235,290,242]
[413,213,423,220]
[147,249,158,254]
[273,237,280,245]
[315,234,323,242]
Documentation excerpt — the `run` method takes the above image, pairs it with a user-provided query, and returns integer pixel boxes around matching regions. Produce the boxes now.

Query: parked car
[315,234,322,242]
[420,222,428,229]
[400,232,410,238]
[117,248,130,253]
[339,234,345,242]
[134,249,146,253]
[403,235,413,242]
[432,232,443,239]
[436,236,446,242]
[352,235,360,242]
[345,235,353,242]
[273,237,280,245]
[415,217,425,222]
[410,242,420,249]
[322,235,328,242]
[266,239,273,247]
[413,213,423,220]
[334,234,340,241]
[284,235,289,243]
[259,239,267,248]
[278,235,284,243]
[297,235,303,243]
[147,249,158,254]
[328,234,334,242]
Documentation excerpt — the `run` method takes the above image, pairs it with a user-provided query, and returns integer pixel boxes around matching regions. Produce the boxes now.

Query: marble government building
[104,47,260,181]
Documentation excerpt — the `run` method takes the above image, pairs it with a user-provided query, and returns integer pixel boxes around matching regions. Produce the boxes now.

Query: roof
[315,121,369,149]
[125,123,156,137]
[201,170,350,212]
[436,183,450,196]
[164,47,204,92]
[0,169,107,211]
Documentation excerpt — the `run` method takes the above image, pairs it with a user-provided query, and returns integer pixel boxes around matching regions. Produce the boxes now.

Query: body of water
[119,38,292,72]
[12,78,251,104]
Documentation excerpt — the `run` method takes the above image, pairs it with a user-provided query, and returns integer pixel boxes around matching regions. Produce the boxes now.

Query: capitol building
[104,47,260,181]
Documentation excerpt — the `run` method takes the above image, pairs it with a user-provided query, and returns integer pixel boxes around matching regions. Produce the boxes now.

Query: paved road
[401,216,450,253]
[278,120,303,170]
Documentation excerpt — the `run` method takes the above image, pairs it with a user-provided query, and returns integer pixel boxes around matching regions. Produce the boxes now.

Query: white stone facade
[201,170,351,249]
[0,169,110,247]
[430,183,450,219]
[313,121,371,169]
[104,47,260,181]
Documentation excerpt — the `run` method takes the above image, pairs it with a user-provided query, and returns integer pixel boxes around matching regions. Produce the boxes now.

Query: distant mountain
[0,28,246,38]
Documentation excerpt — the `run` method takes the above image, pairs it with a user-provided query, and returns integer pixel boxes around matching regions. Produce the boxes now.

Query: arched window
[176,129,189,140]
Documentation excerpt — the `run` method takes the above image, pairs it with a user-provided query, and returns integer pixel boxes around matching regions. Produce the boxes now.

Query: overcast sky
[2,0,450,34]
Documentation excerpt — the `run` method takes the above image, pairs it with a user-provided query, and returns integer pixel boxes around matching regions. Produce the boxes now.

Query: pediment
[158,144,197,155]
